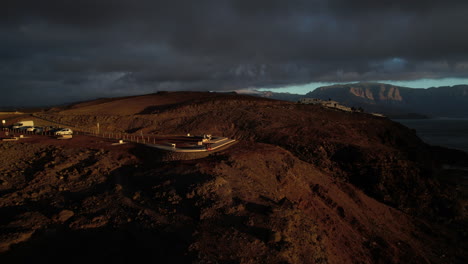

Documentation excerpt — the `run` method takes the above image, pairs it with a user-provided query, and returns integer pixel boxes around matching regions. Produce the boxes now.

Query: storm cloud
[2,0,468,106]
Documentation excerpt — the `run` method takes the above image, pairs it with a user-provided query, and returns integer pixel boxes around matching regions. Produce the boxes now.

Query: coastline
[393,117,468,153]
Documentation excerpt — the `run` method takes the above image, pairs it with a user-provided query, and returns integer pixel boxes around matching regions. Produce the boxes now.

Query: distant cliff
[304,83,468,118]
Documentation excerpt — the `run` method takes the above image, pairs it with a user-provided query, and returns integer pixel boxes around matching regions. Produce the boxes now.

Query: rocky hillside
[2,92,467,263]
[36,92,468,218]
[258,91,304,102]
[305,83,468,117]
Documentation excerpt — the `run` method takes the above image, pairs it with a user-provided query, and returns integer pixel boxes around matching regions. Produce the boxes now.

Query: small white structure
[147,136,236,153]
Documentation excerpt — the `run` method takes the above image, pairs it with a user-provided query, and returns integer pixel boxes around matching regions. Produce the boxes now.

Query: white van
[11,120,34,129]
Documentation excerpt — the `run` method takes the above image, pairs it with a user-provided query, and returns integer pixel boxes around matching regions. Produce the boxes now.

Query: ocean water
[394,118,468,153]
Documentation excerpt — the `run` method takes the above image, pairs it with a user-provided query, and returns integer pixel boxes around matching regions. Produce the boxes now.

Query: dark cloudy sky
[2,0,468,106]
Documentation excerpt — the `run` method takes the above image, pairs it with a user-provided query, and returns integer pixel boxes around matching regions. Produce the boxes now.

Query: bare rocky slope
[1,92,467,263]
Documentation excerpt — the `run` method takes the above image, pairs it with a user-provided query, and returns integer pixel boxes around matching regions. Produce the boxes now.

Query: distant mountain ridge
[259,83,468,118]
[256,91,304,102]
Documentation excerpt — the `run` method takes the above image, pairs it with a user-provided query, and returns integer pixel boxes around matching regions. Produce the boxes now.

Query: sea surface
[394,118,468,153]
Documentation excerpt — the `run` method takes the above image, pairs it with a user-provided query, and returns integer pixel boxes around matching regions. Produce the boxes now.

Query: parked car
[26,126,37,132]
[55,128,73,136]
[33,127,44,133]
[43,126,58,132]
[20,126,33,131]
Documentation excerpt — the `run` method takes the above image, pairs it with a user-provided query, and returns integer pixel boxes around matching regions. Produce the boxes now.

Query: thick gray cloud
[1,0,468,106]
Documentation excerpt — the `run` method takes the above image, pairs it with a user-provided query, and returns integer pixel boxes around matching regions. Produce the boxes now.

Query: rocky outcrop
[306,83,468,117]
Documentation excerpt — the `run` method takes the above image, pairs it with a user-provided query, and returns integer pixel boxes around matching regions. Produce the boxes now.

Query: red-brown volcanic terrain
[1,92,467,263]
